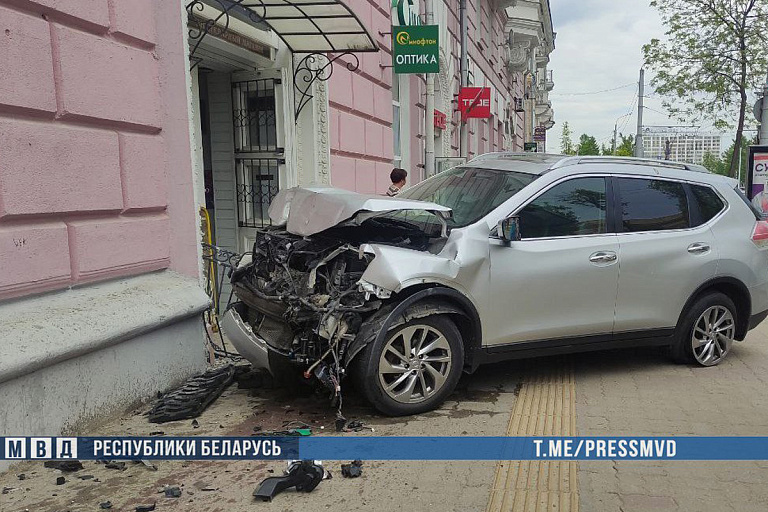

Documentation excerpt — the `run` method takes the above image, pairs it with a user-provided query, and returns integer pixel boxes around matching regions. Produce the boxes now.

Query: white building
[641,126,721,164]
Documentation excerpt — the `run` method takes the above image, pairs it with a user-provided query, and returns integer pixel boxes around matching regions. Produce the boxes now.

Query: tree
[700,134,758,181]
[615,133,634,157]
[643,0,768,178]
[576,134,601,155]
[560,121,575,155]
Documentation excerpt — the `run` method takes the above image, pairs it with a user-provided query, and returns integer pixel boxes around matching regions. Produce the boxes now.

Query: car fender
[342,286,482,371]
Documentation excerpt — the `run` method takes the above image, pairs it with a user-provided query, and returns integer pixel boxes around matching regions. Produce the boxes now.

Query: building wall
[0,0,199,301]
[326,0,529,193]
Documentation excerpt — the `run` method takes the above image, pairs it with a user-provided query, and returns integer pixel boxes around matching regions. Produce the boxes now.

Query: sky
[547,0,724,152]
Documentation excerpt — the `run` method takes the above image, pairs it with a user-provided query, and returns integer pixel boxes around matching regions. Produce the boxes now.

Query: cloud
[547,0,697,151]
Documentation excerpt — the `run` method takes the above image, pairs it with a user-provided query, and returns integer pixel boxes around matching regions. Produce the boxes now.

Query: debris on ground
[135,503,156,512]
[78,475,94,480]
[163,485,182,498]
[234,365,273,389]
[341,460,363,478]
[253,460,326,502]
[104,462,126,471]
[149,431,164,436]
[147,365,235,423]
[2,486,13,494]
[55,476,65,485]
[44,460,83,472]
[100,501,113,509]
[192,419,200,428]
[140,460,158,471]
[16,474,25,480]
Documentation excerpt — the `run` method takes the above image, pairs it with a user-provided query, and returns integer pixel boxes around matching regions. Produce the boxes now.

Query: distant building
[641,126,721,164]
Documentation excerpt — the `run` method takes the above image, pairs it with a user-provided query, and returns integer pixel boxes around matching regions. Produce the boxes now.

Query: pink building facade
[0,0,554,441]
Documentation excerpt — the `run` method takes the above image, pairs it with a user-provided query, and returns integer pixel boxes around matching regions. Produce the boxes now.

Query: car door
[486,176,620,345]
[612,176,719,333]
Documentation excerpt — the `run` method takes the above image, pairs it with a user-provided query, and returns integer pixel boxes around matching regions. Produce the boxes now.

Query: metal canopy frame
[187,0,378,122]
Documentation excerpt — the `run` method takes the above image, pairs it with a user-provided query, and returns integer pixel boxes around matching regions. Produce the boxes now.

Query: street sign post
[392,25,439,74]
[457,87,491,119]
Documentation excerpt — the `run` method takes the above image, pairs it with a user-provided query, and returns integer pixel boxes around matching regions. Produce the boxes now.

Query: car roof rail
[569,156,710,173]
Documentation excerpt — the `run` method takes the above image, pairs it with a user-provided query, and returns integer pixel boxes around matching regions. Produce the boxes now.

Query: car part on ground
[147,365,235,423]
[341,460,363,478]
[253,460,327,501]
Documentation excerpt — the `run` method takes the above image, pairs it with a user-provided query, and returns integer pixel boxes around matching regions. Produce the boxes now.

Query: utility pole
[424,0,435,177]
[612,122,618,155]
[760,69,768,145]
[634,68,644,158]
[459,0,468,159]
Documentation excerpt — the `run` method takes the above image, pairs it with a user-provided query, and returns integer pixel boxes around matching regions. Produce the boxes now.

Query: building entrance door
[232,76,285,252]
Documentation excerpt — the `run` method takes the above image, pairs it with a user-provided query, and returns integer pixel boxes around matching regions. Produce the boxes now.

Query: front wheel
[353,315,464,416]
[672,292,737,366]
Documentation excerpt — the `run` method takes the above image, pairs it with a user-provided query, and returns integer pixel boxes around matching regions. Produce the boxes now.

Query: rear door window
[690,185,725,225]
[617,178,689,232]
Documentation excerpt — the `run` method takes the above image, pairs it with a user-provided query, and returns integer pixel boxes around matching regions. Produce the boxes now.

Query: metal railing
[235,158,279,228]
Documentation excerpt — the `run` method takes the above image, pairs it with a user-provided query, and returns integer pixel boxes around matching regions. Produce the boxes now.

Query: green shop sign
[393,25,439,74]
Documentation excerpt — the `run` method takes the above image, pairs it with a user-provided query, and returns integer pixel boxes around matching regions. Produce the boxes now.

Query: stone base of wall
[0,271,210,472]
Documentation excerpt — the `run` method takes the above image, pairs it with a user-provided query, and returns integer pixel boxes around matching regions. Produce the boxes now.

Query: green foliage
[576,134,601,156]
[643,0,768,177]
[560,121,576,155]
[616,133,635,156]
[700,134,758,182]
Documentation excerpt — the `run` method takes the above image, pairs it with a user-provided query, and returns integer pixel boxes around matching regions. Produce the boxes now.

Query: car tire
[672,292,738,366]
[352,314,464,416]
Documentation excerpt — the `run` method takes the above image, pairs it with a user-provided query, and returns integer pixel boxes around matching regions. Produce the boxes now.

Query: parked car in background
[223,153,768,415]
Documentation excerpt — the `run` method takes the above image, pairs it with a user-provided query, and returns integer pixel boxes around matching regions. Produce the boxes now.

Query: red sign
[458,87,491,120]
[434,109,447,130]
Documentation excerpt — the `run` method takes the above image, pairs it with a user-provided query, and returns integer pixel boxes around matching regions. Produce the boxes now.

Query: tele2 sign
[393,25,439,74]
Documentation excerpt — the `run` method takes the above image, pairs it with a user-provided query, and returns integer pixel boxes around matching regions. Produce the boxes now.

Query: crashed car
[223,153,768,416]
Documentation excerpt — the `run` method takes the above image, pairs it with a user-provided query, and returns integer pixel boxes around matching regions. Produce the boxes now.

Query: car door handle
[687,243,711,255]
[589,251,617,263]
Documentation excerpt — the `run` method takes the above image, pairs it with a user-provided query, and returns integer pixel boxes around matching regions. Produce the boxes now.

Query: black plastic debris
[104,462,126,471]
[44,460,83,472]
[78,475,94,480]
[147,365,235,423]
[164,486,182,498]
[149,431,164,436]
[191,419,200,428]
[2,487,13,494]
[100,501,113,509]
[341,460,363,478]
[55,476,66,485]
[135,503,156,512]
[253,460,325,502]
[16,474,25,480]
[346,420,365,431]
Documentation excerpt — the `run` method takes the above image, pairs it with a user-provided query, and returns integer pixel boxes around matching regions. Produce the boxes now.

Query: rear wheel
[353,315,464,416]
[672,292,737,366]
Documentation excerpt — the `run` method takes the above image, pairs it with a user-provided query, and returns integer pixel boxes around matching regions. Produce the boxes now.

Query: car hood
[268,186,453,237]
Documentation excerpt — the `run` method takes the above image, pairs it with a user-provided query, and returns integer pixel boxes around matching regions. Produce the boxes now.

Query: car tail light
[751,220,768,248]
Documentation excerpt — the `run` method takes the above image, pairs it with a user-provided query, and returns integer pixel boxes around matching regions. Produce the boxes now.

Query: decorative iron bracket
[187,0,266,70]
[293,52,360,123]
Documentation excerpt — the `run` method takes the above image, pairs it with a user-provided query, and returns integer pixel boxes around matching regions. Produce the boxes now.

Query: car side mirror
[497,216,521,242]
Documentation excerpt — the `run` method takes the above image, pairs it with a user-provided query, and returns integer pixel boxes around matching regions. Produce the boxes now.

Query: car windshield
[392,166,538,228]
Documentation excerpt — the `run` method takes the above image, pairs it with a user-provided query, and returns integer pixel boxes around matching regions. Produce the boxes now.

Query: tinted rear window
[691,185,725,224]
[618,178,689,232]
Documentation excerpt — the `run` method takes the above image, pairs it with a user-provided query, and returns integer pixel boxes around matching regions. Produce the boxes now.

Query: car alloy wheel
[691,305,735,366]
[377,324,452,404]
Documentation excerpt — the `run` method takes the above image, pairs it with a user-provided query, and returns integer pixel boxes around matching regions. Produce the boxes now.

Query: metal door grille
[232,79,280,153]
[235,158,279,228]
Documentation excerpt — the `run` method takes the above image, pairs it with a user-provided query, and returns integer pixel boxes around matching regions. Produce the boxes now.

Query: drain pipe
[424,0,436,178]
[459,0,468,159]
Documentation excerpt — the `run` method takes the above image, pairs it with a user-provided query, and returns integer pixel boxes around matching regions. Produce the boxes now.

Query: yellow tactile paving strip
[486,360,579,512]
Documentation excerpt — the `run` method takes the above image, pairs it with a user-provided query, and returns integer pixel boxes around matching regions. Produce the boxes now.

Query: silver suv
[223,154,768,416]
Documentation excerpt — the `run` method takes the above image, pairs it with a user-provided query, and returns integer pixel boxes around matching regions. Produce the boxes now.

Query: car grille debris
[44,460,83,472]
[147,365,235,423]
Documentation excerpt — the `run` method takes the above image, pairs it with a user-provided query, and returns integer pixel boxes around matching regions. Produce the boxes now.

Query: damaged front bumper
[220,304,275,374]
